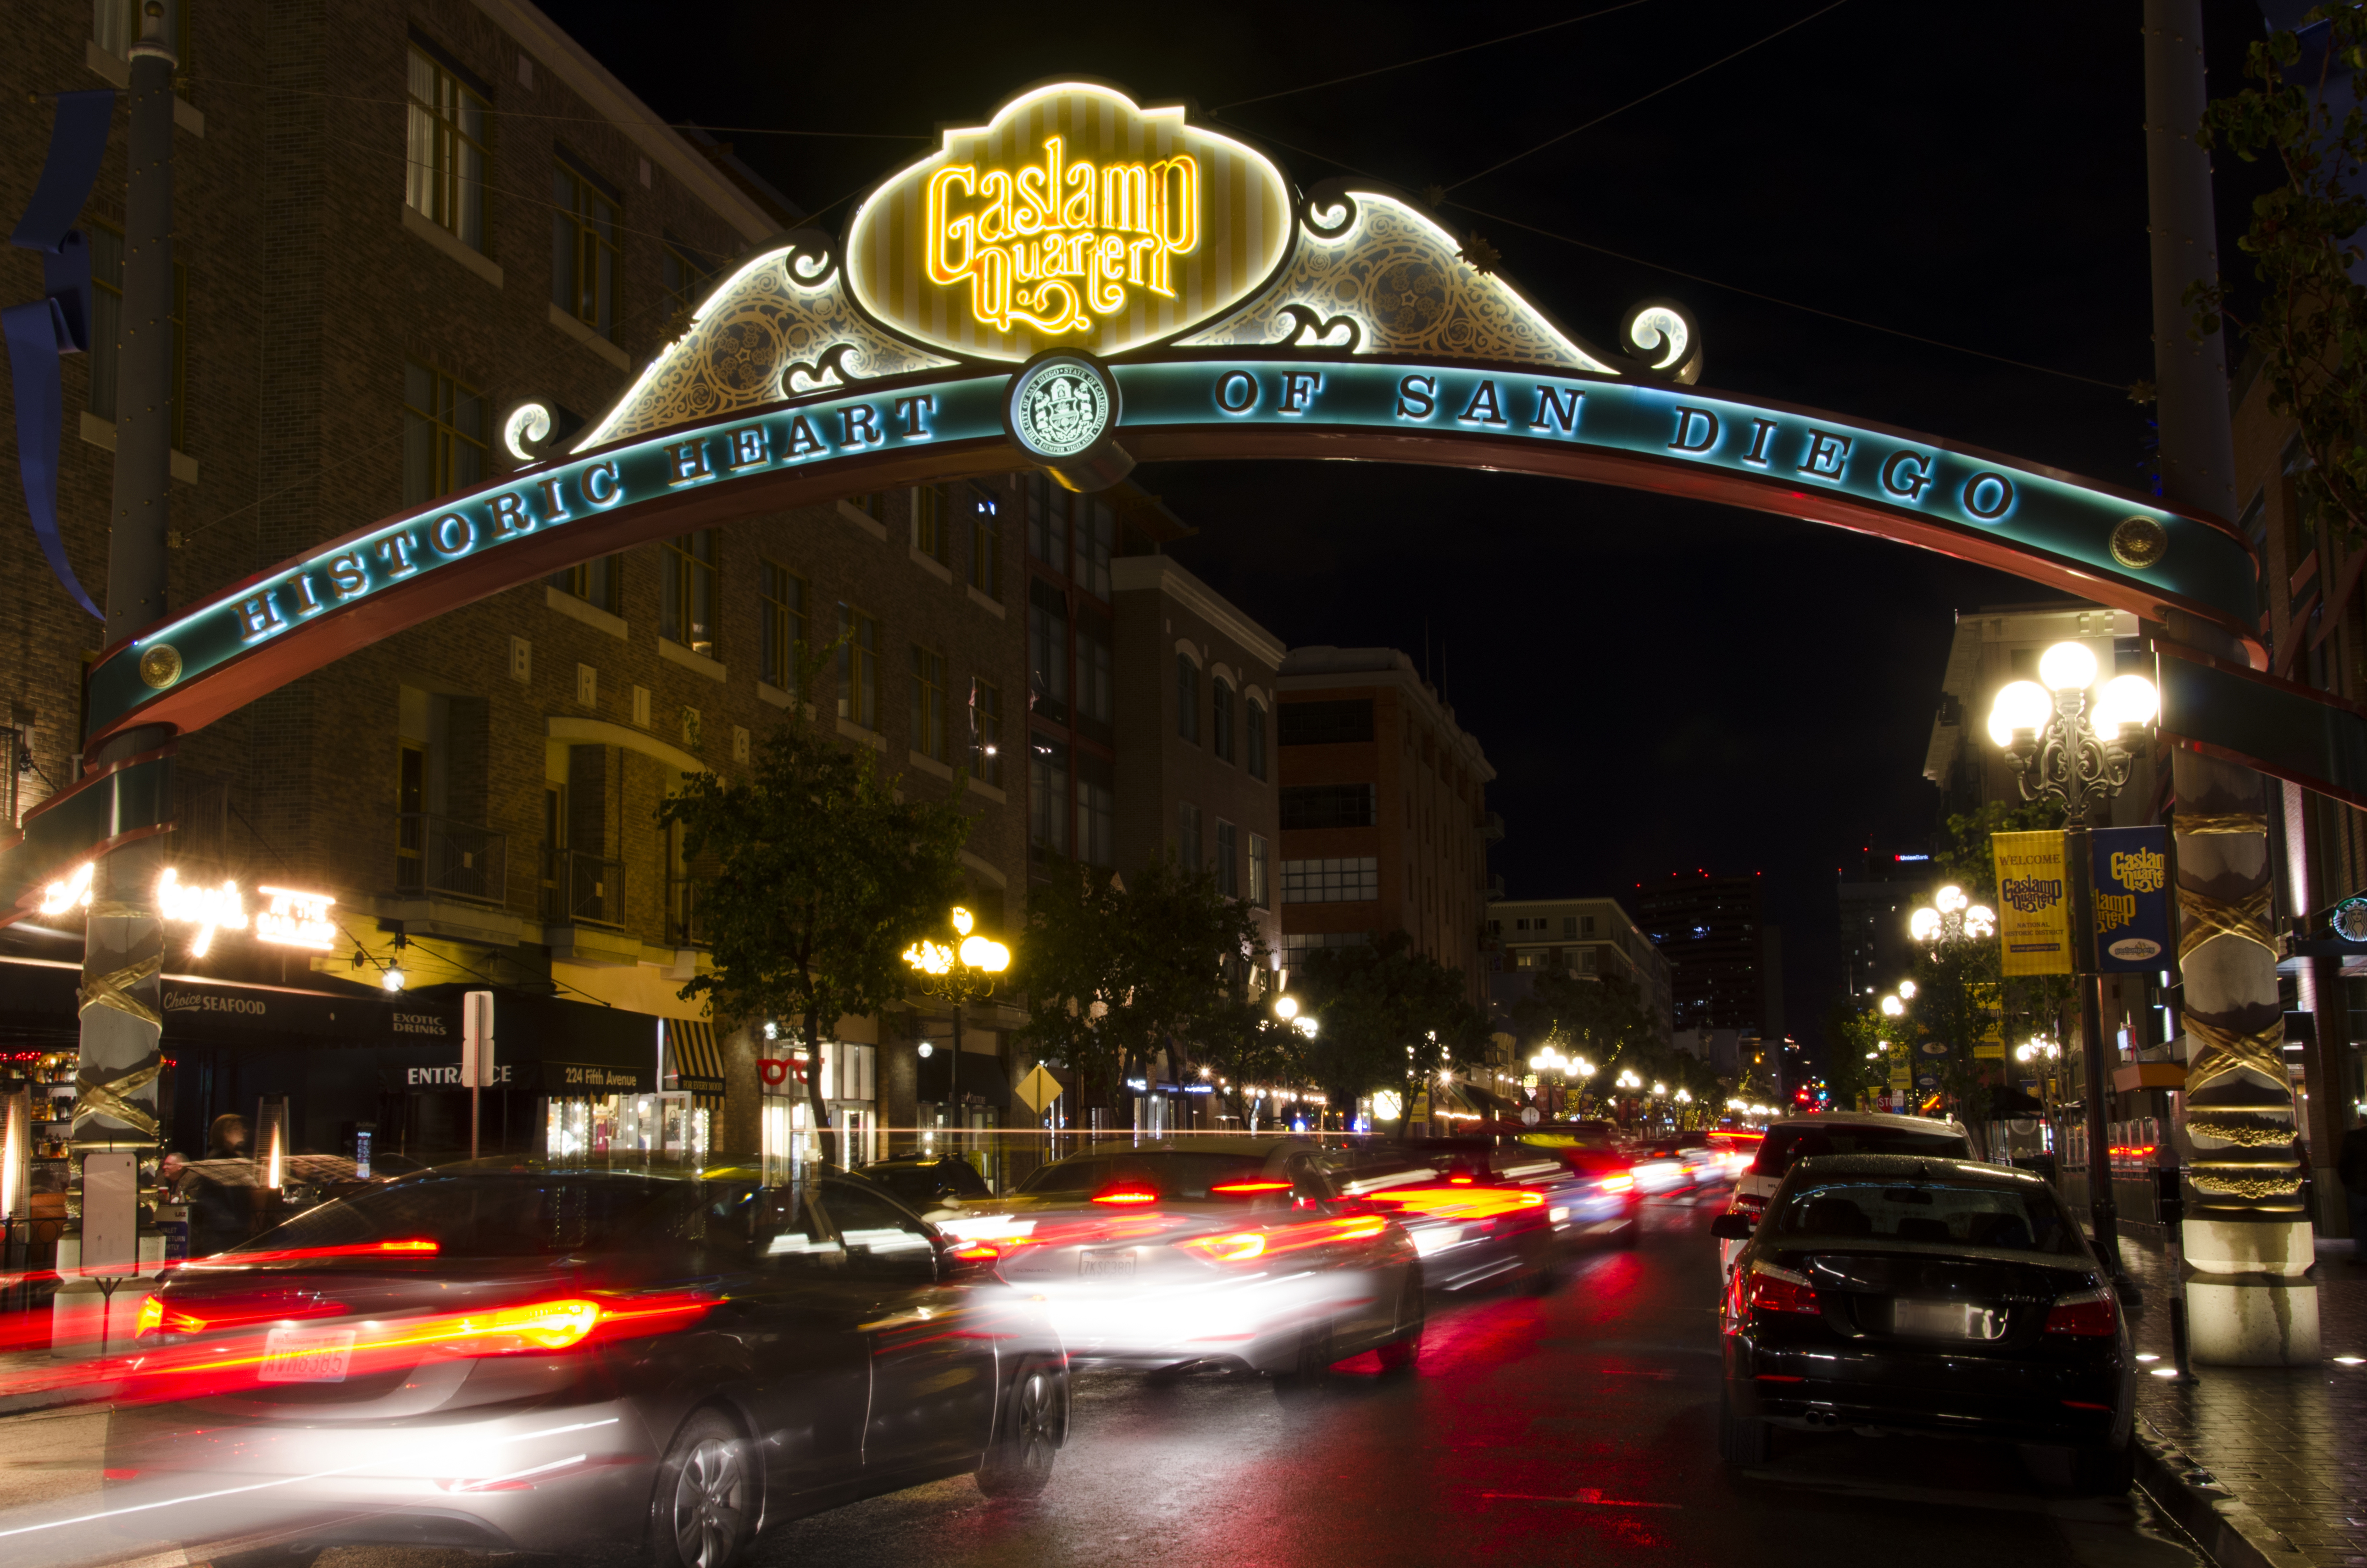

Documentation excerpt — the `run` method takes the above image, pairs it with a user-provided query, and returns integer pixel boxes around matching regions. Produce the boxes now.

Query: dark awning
[663,1019,727,1108]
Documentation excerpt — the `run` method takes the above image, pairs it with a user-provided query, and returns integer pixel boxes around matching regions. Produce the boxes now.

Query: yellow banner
[1992,830,2072,975]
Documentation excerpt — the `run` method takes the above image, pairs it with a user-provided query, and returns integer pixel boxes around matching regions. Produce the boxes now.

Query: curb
[2133,1421,2307,1568]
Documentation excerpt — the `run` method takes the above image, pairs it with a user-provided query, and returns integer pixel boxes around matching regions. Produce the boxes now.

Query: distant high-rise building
[1484,895,1674,1042]
[1836,846,1934,1006]
[1636,873,1780,1037]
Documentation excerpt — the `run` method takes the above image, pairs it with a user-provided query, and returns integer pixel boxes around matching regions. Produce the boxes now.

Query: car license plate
[1891,1299,2005,1340]
[258,1326,357,1383]
[1080,1248,1136,1279]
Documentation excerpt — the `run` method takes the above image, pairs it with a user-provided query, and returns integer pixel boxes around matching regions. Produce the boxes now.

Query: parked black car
[1711,1153,2134,1490]
[859,1152,996,1216]
[105,1158,1065,1568]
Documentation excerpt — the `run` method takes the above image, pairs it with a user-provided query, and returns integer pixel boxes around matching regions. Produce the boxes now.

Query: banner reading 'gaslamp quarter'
[1992,830,2072,976]
[2089,824,2171,973]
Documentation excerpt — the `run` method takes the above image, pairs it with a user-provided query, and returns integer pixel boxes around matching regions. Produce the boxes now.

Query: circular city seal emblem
[2110,514,2169,571]
[1006,354,1116,461]
[138,643,183,689]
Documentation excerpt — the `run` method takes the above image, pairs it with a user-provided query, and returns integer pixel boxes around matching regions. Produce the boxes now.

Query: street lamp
[1911,885,1996,946]
[1988,641,2158,1276]
[903,906,1011,1128]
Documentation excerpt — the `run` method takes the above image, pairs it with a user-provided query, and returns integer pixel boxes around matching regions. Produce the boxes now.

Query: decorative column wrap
[2170,750,2319,1362]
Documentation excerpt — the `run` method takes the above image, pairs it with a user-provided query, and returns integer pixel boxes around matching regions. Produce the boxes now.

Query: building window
[1178,801,1202,868]
[1076,617,1113,737]
[1250,834,1270,907]
[661,530,717,658]
[406,47,489,253]
[1279,699,1375,745]
[1281,930,1373,967]
[1282,856,1380,903]
[1176,654,1200,745]
[1076,497,1113,599]
[1216,820,1238,898]
[1026,474,1067,572]
[1030,734,1069,861]
[838,604,880,731]
[1246,698,1268,781]
[760,562,805,694]
[969,679,1003,788]
[1076,754,1114,867]
[661,235,714,325]
[1280,784,1378,830]
[550,556,620,615]
[1211,679,1236,763]
[401,362,485,506]
[552,158,618,339]
[1580,948,1599,974]
[84,222,189,449]
[1028,580,1068,724]
[970,489,1002,600]
[913,485,947,563]
[851,492,888,521]
[1563,915,1578,937]
[911,645,948,763]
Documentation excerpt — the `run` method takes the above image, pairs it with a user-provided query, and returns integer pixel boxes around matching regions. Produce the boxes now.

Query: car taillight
[2044,1286,2118,1337]
[1734,1190,1768,1213]
[1092,1184,1161,1205]
[1745,1262,1820,1317]
[1599,1174,1635,1193]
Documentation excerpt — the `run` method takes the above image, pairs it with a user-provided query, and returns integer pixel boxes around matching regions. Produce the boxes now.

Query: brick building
[0,0,1029,1168]
[1272,647,1496,998]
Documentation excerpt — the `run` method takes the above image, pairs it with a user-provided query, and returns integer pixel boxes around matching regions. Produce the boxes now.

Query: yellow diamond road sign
[1014,1064,1063,1114]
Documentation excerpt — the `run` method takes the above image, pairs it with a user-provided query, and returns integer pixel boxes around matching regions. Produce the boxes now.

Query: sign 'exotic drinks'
[848,83,1291,361]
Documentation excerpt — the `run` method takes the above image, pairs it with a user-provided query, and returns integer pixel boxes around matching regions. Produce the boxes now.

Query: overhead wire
[1443,0,1852,191]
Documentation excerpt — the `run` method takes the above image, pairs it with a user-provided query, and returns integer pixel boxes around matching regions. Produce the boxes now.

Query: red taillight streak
[2044,1290,2118,1337]
[1599,1175,1635,1193]
[1209,1180,1292,1193]
[948,1243,1000,1259]
[193,1239,441,1269]
[1091,1187,1160,1206]
[2061,1400,2113,1411]
[1755,1373,1805,1383]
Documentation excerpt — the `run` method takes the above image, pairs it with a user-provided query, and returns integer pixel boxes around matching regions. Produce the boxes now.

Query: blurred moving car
[858,1153,994,1218]
[106,1159,1065,1567]
[1356,1137,1618,1282]
[1720,1113,1974,1273]
[1517,1136,1642,1248]
[1625,1141,1694,1196]
[930,1137,1424,1394]
[1711,1154,2133,1490]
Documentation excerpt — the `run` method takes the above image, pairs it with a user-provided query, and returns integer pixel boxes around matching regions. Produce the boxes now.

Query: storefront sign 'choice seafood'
[847,83,1291,361]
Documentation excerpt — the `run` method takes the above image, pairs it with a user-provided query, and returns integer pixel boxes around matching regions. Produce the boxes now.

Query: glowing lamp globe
[2093,673,2159,733]
[2038,640,2098,693]
[1986,680,2052,746]
[1273,995,1300,1020]
[1910,907,1941,942]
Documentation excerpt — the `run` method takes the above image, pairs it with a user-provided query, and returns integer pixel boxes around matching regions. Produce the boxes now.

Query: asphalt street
[0,1196,2211,1568]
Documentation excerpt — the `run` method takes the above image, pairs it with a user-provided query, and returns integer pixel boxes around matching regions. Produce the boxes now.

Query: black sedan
[104,1159,1065,1568]
[1711,1153,2134,1490]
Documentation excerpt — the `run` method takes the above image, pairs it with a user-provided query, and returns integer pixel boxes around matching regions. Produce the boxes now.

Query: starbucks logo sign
[1009,357,1114,459]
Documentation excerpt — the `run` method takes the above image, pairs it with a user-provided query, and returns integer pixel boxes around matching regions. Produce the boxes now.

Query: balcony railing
[544,848,626,929]
[667,874,706,947]
[394,814,507,904]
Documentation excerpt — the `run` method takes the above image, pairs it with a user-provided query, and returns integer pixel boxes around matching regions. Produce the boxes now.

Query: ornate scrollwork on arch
[575,227,958,450]
[1176,184,1628,375]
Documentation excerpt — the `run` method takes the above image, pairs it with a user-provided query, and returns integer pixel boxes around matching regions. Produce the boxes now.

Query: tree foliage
[1011,856,1267,1112]
[660,711,970,1165]
[2192,6,2367,538]
[1294,931,1485,1132]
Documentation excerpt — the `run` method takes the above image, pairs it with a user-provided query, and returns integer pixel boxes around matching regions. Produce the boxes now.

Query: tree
[1012,856,1267,1120]
[2191,6,2367,539]
[1822,998,1888,1112]
[1295,931,1479,1134]
[661,710,970,1167]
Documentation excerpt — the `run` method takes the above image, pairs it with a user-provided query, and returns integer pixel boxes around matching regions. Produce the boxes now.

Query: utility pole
[2143,0,2320,1364]
[67,0,180,1317]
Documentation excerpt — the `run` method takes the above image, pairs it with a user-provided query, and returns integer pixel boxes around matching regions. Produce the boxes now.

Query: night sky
[543,0,2280,1061]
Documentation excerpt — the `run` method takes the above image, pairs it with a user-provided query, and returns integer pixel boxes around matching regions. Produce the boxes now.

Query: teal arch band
[76,352,2255,760]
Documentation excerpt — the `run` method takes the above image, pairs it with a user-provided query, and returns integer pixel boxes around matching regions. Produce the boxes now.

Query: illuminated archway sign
[4,80,2346,914]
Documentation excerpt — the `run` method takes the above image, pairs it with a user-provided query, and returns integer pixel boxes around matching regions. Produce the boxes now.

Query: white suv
[1717,1112,1975,1273]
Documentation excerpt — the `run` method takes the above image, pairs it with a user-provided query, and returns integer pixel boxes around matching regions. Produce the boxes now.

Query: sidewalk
[2114,1226,2367,1568]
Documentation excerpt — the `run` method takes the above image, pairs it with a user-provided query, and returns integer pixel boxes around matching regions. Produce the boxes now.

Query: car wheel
[975,1359,1064,1498]
[1715,1390,1770,1467]
[650,1409,753,1568]
[1272,1324,1335,1401]
[1377,1267,1426,1374]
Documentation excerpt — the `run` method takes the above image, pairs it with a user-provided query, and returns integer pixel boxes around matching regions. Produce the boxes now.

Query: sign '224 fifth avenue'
[52,83,2259,814]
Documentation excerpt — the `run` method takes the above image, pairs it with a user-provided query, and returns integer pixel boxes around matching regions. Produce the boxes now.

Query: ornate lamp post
[1988,640,2157,1275]
[1910,887,1996,947]
[903,907,1011,1152]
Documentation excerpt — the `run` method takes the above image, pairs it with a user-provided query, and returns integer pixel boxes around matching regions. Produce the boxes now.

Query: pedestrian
[2338,1120,2367,1261]
[207,1112,249,1159]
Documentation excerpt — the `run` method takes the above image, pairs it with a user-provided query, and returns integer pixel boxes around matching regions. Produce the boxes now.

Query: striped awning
[663,1020,727,1108]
